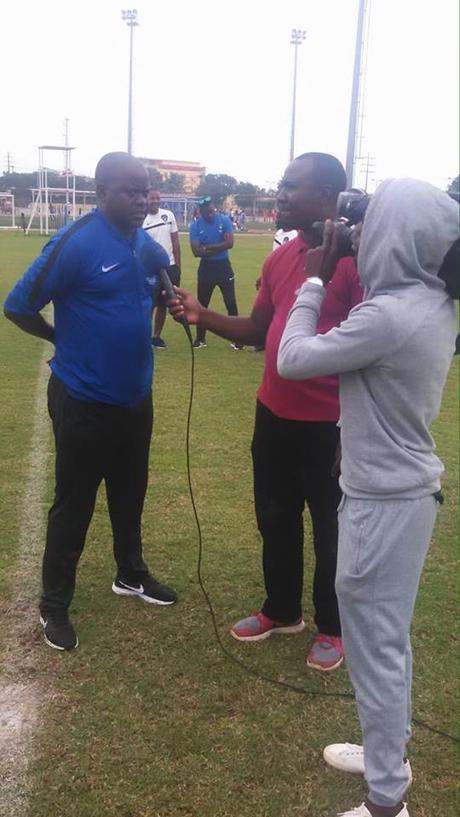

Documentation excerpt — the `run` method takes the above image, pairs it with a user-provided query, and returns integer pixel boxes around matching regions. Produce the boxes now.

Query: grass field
[0,230,458,817]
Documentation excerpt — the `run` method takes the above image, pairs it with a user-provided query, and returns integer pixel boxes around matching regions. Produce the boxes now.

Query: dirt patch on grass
[0,348,52,817]
[0,682,41,817]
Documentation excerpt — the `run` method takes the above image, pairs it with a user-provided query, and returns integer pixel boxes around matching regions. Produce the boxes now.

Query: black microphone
[159,268,192,342]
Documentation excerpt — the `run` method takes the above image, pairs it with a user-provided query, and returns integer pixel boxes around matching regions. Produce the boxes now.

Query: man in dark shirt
[4,152,178,651]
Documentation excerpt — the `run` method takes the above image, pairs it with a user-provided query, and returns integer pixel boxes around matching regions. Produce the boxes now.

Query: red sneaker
[307,634,344,671]
[230,611,305,642]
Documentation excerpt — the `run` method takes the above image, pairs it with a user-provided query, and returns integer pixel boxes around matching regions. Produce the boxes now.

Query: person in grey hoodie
[277,178,458,817]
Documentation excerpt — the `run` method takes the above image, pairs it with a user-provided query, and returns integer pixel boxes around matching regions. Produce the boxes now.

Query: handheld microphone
[159,268,192,342]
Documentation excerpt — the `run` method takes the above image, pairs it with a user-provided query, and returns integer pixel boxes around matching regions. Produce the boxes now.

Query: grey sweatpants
[336,494,438,807]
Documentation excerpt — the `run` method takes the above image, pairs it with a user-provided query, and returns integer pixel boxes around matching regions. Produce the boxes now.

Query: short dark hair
[294,152,347,194]
[95,152,144,191]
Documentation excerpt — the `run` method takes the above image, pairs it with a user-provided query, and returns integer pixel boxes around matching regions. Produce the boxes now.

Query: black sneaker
[112,575,178,605]
[40,611,79,651]
[192,340,207,349]
[152,336,167,349]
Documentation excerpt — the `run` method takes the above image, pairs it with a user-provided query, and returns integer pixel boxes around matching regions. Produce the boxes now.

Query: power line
[4,153,14,174]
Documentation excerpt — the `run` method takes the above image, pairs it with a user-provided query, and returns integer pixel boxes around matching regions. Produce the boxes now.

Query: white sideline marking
[0,347,51,817]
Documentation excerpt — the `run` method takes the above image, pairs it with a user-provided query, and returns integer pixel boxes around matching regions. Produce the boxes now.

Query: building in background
[138,158,205,193]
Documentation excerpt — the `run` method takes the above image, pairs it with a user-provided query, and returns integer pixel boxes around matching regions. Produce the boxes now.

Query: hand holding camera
[305,219,342,284]
[311,189,370,259]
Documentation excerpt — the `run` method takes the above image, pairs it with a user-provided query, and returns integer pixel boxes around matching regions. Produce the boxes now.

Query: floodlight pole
[289,29,306,162]
[122,9,139,155]
[346,0,367,185]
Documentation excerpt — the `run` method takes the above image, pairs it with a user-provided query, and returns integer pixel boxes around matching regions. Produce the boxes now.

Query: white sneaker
[324,743,366,773]
[337,805,409,817]
[324,743,412,785]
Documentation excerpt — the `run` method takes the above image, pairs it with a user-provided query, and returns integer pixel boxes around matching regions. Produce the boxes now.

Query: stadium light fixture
[121,9,139,155]
[289,29,306,162]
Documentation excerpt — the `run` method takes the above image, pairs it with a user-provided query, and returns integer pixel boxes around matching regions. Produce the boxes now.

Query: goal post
[0,192,16,229]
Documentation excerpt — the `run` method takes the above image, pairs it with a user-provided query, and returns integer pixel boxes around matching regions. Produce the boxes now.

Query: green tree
[146,166,164,190]
[196,174,238,206]
[1,171,96,207]
[235,181,261,209]
[447,175,459,194]
[164,173,184,193]
[0,172,37,206]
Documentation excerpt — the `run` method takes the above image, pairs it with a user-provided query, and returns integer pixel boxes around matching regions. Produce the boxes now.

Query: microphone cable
[177,323,459,744]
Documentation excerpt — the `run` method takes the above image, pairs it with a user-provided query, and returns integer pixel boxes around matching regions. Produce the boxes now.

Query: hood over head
[358,178,459,298]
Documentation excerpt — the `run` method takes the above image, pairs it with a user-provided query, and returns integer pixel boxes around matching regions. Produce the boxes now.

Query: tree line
[0,172,96,207]
[143,166,274,207]
[4,167,456,209]
[0,168,276,208]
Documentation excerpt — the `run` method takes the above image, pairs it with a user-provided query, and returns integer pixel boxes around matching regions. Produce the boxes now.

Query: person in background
[189,195,242,350]
[4,152,178,652]
[273,227,297,250]
[143,190,181,349]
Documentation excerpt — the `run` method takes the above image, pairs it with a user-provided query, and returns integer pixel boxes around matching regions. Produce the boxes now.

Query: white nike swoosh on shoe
[102,263,120,272]
[119,580,144,593]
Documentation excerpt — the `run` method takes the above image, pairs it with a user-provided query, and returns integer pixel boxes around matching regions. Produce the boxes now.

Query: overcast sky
[2,0,458,192]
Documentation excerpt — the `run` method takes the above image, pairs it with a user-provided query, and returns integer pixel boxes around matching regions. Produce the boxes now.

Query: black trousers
[40,374,153,613]
[165,263,181,287]
[196,259,238,342]
[251,400,342,635]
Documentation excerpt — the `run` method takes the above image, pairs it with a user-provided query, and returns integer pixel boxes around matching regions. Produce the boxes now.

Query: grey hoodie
[277,179,458,499]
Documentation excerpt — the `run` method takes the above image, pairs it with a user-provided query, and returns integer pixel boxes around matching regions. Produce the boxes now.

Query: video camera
[310,187,458,302]
[311,188,371,258]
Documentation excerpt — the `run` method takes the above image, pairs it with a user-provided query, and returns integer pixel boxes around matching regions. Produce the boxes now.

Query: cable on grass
[181,334,459,745]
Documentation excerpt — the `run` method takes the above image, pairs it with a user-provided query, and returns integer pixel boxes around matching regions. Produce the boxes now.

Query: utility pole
[121,9,139,155]
[290,29,306,162]
[5,152,13,173]
[357,153,376,191]
[345,0,369,185]
[64,118,70,220]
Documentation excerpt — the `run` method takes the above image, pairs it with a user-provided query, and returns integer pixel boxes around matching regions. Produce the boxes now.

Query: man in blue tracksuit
[4,152,178,651]
[189,195,242,349]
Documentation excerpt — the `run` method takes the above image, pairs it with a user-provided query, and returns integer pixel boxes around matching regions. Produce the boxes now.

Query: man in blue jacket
[4,152,178,652]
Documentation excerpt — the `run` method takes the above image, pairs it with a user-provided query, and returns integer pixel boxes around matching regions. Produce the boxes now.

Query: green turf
[0,231,458,817]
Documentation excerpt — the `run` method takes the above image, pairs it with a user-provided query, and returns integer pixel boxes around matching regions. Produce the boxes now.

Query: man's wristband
[305,276,324,287]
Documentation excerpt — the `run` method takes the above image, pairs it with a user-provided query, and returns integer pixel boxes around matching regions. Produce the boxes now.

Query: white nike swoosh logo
[119,580,144,593]
[102,263,120,272]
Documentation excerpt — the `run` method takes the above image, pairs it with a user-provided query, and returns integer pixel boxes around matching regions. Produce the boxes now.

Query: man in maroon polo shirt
[168,153,362,670]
